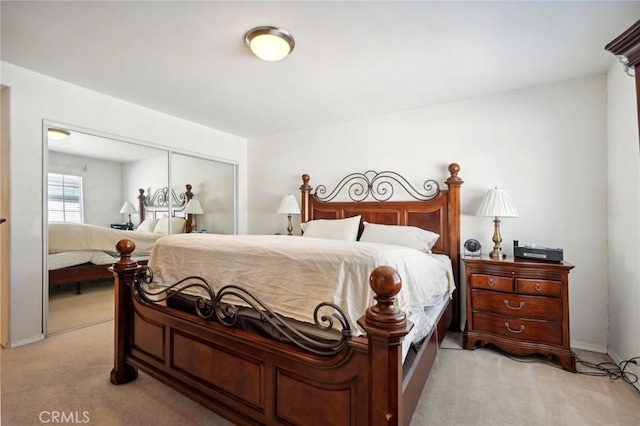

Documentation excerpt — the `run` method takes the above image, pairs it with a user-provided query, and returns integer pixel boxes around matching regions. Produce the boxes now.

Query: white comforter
[149,234,455,336]
[49,222,163,256]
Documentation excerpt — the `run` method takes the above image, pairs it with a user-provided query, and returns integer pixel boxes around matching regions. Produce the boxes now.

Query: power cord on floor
[483,346,640,395]
[576,355,639,394]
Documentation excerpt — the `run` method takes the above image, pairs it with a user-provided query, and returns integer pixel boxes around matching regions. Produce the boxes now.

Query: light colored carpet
[48,280,114,334]
[1,324,638,425]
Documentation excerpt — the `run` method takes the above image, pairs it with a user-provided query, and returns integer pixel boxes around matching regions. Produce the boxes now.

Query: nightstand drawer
[471,290,562,321]
[473,312,562,346]
[470,274,513,292]
[516,279,562,297]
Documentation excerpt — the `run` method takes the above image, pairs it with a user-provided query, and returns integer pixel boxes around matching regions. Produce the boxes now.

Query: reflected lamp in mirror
[277,195,300,236]
[119,201,138,230]
[476,187,519,259]
[184,199,204,233]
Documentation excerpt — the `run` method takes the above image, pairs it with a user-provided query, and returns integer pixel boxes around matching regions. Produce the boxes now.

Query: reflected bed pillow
[135,218,159,233]
[300,215,361,241]
[359,221,439,253]
[153,216,186,234]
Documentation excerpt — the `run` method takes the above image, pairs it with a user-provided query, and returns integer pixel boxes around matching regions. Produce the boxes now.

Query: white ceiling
[47,129,167,163]
[2,1,639,139]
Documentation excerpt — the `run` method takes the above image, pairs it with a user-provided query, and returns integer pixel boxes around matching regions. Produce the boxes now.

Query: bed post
[109,239,140,385]
[138,189,146,223]
[358,266,411,426]
[445,163,463,331]
[300,174,312,224]
[185,184,194,233]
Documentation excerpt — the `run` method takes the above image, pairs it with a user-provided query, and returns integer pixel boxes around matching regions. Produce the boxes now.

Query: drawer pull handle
[488,279,495,286]
[504,323,525,334]
[534,283,542,291]
[504,300,524,310]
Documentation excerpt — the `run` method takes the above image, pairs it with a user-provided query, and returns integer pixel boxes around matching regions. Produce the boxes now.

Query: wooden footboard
[49,259,148,294]
[110,241,450,426]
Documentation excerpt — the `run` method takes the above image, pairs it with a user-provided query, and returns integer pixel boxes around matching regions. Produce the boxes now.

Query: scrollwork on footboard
[132,266,352,356]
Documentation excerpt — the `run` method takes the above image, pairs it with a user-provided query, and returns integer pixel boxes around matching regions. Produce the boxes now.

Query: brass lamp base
[489,216,506,259]
[286,214,293,236]
[489,249,506,259]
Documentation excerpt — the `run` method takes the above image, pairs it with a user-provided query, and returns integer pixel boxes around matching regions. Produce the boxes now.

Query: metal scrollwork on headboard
[143,187,187,208]
[138,185,192,222]
[314,170,440,202]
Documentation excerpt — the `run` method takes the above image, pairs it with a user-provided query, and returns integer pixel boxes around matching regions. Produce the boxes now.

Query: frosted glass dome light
[245,26,295,62]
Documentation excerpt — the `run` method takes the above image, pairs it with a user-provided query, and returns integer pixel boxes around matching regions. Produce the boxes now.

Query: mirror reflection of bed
[47,206,187,333]
[46,127,237,335]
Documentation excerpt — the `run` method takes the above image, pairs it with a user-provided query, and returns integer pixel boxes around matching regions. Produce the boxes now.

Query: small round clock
[464,239,482,257]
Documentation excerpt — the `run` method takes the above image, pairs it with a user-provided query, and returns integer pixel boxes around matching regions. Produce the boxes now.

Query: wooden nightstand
[463,256,576,371]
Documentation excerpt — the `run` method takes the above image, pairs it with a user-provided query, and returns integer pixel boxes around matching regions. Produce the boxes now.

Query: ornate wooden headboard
[299,163,464,329]
[137,184,194,231]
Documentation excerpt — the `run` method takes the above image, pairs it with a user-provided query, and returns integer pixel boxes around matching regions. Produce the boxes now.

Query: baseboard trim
[570,340,607,353]
[608,348,640,392]
[2,333,44,348]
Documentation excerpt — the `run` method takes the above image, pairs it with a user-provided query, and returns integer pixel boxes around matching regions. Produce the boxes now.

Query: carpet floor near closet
[1,323,638,425]
[48,280,114,334]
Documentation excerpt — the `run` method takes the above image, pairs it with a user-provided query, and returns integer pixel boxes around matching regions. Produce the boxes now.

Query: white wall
[122,154,169,226]
[0,62,247,347]
[606,62,640,384]
[248,75,609,351]
[172,154,236,235]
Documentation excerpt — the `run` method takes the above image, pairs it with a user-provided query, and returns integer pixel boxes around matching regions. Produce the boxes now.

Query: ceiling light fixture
[48,128,71,140]
[244,26,295,62]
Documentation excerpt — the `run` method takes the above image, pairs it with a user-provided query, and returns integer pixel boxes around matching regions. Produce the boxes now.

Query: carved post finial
[447,163,462,185]
[365,266,406,330]
[113,239,138,270]
[301,174,310,188]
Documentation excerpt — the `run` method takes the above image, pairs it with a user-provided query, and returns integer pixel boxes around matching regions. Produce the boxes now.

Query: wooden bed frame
[110,164,463,425]
[48,185,194,293]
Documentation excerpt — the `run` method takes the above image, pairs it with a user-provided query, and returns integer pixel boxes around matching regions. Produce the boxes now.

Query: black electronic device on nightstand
[464,239,482,257]
[110,223,133,230]
[513,241,563,262]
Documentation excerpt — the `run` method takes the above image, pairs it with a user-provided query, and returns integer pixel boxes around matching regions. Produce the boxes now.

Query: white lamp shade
[184,199,204,215]
[119,201,138,214]
[277,195,300,215]
[476,188,519,218]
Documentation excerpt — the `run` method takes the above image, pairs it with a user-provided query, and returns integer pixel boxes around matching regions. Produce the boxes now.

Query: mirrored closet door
[45,126,237,335]
[46,128,169,334]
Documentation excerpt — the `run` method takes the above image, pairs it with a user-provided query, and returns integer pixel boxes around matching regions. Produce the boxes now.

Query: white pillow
[153,216,187,234]
[170,217,186,234]
[135,218,159,233]
[301,215,361,241]
[359,221,440,253]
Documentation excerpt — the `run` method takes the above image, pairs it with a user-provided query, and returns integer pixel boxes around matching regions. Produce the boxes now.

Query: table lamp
[277,195,300,236]
[184,199,204,232]
[119,201,137,230]
[476,187,519,259]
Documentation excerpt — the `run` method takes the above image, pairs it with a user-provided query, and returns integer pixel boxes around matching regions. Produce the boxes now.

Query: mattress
[147,234,455,338]
[48,222,164,256]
